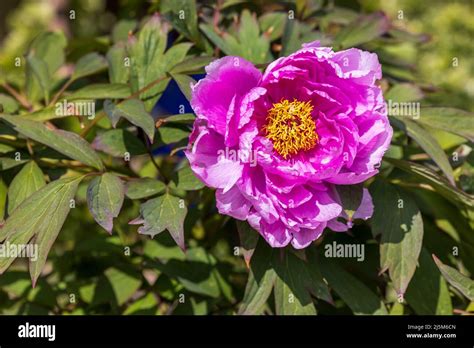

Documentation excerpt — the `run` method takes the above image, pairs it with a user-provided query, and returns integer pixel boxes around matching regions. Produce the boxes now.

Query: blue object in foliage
[152,74,206,157]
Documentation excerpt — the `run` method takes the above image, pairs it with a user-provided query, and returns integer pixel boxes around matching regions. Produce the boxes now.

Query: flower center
[263,99,318,159]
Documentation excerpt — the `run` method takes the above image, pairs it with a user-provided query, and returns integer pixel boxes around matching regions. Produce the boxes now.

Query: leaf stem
[1,82,32,111]
[26,139,34,157]
[144,132,169,183]
[49,78,73,107]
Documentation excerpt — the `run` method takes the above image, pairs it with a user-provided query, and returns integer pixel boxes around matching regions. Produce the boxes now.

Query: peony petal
[258,218,292,248]
[216,185,252,220]
[332,48,382,85]
[327,219,349,232]
[191,56,261,134]
[205,159,243,193]
[353,188,374,220]
[291,223,326,249]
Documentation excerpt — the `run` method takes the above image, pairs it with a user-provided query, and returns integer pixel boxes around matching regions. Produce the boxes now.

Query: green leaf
[26,32,67,103]
[259,12,287,41]
[0,94,19,114]
[416,107,474,142]
[86,173,125,233]
[8,161,46,215]
[128,15,170,110]
[143,238,185,261]
[103,267,142,306]
[274,251,317,315]
[0,144,14,154]
[236,10,271,64]
[280,19,300,56]
[0,271,31,297]
[0,178,7,220]
[296,0,324,19]
[132,192,187,250]
[382,64,416,81]
[112,19,137,43]
[391,117,454,184]
[385,158,474,208]
[280,19,326,56]
[153,274,184,301]
[171,73,195,102]
[162,43,194,71]
[320,257,388,315]
[26,55,51,104]
[154,247,230,299]
[200,23,240,56]
[238,240,277,315]
[414,190,474,273]
[28,32,67,75]
[71,52,108,81]
[305,248,333,304]
[106,44,130,84]
[123,293,158,315]
[239,242,331,315]
[188,298,209,315]
[405,249,452,314]
[370,180,424,295]
[433,254,474,301]
[172,162,204,191]
[92,129,147,157]
[125,178,166,200]
[67,83,131,100]
[170,56,214,74]
[21,106,66,121]
[164,113,196,124]
[0,176,83,285]
[184,247,233,300]
[220,0,248,10]
[0,115,104,170]
[0,157,28,171]
[78,283,95,304]
[385,83,424,103]
[200,10,271,64]
[104,99,155,142]
[157,124,190,144]
[389,28,430,44]
[236,220,259,267]
[333,12,390,49]
[161,0,200,42]
[389,302,405,315]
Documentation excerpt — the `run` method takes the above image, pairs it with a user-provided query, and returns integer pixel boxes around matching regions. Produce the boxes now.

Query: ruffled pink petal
[291,223,326,249]
[254,216,292,248]
[216,185,252,220]
[191,56,261,135]
[353,188,374,220]
[185,127,242,192]
[327,219,349,232]
[205,159,243,193]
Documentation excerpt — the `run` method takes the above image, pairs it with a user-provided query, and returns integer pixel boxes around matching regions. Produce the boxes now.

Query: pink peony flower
[186,41,392,249]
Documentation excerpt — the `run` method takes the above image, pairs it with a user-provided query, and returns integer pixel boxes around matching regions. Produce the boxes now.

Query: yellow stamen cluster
[263,99,318,159]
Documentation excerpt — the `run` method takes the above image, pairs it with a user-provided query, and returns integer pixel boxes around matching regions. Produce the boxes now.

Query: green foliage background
[0,0,472,315]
